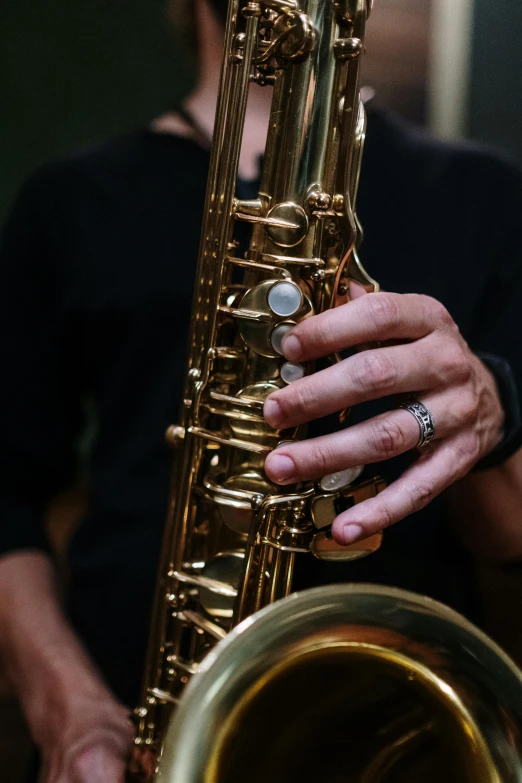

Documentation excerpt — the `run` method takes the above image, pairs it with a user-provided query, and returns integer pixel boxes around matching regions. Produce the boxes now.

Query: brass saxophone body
[133,1,522,780]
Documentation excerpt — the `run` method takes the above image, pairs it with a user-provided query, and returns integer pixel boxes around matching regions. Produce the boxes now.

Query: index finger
[280,292,443,362]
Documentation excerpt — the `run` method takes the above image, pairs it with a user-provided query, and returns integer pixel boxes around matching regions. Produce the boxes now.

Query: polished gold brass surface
[131,1,522,780]
[158,586,522,782]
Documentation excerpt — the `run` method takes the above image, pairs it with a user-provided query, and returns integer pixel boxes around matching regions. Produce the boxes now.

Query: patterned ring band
[398,399,436,448]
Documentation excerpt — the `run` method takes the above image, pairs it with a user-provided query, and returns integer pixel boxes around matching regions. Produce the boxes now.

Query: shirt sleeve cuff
[473,352,522,471]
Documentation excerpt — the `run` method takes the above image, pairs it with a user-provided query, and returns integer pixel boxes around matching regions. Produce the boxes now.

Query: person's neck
[153,0,271,180]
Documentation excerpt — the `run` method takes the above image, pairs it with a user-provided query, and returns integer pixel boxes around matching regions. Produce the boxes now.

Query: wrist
[0,552,125,750]
[17,631,119,750]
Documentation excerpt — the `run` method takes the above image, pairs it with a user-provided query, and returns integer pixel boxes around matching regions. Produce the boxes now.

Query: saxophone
[132,1,522,780]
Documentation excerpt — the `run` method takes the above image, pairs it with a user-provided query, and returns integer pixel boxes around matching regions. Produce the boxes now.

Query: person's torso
[44,110,501,701]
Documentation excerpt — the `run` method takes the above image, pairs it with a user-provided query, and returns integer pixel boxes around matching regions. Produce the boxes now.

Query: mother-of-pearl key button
[267,281,303,317]
[281,362,305,384]
[320,466,364,492]
[270,322,294,355]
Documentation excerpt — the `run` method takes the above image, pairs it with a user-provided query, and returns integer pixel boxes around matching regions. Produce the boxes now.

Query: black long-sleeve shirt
[1,107,522,704]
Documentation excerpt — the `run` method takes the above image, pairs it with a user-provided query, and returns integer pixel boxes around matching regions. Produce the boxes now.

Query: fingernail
[264,398,283,428]
[266,453,296,483]
[281,333,302,361]
[342,523,364,544]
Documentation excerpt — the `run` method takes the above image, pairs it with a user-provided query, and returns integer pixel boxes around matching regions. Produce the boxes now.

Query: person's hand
[263,292,504,544]
[37,691,133,783]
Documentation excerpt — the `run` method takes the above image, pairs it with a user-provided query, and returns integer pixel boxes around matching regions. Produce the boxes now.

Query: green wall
[0,0,195,225]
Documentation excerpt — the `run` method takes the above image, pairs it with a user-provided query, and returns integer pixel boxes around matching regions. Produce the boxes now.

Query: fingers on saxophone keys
[278,292,437,363]
[264,403,443,486]
[264,339,441,431]
[330,435,470,545]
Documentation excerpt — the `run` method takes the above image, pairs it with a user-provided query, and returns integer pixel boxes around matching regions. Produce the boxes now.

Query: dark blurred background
[1,1,521,779]
[2,0,521,227]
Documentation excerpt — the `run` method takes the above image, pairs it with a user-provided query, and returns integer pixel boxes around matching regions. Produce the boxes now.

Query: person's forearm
[0,551,132,781]
[0,551,118,747]
[445,449,522,562]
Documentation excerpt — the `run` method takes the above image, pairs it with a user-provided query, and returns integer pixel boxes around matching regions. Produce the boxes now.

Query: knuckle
[456,389,479,426]
[303,319,327,353]
[285,382,318,420]
[409,481,435,512]
[310,442,335,476]
[292,440,332,478]
[353,351,396,393]
[442,343,471,384]
[318,316,342,352]
[301,311,342,355]
[424,296,455,330]
[371,417,407,458]
[373,502,395,531]
[368,292,401,330]
[454,434,481,467]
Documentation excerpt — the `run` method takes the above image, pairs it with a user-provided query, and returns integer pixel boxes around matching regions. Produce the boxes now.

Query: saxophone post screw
[242,2,262,18]
[251,493,265,511]
[334,37,364,61]
[166,425,186,446]
[308,190,332,210]
[332,194,345,212]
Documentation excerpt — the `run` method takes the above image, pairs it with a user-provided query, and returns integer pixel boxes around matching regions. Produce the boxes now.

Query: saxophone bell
[158,586,522,782]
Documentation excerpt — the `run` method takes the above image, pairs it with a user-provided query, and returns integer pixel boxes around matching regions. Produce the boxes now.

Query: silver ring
[398,400,435,448]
